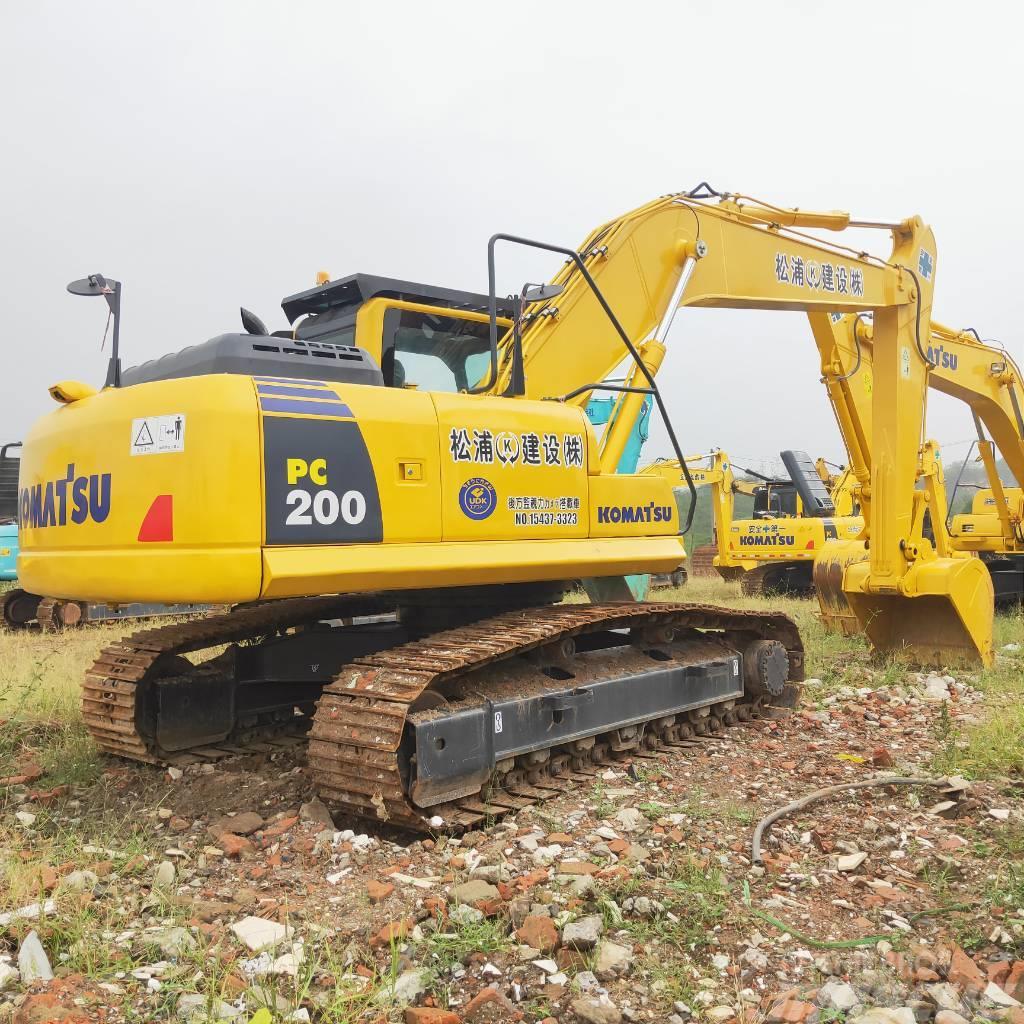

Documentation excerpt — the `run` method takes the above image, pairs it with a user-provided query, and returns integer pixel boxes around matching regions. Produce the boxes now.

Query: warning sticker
[131,414,186,456]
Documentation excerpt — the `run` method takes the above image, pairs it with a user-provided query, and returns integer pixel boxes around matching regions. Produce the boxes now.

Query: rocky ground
[2,609,1023,1024]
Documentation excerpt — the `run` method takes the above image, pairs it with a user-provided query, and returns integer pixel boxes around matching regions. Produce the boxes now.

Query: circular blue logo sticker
[459,477,497,520]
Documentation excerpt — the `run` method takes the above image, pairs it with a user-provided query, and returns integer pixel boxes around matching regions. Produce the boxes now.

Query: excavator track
[739,562,814,598]
[82,595,392,763]
[309,602,803,831]
[688,544,718,578]
[36,598,65,631]
[82,596,802,832]
[0,588,42,630]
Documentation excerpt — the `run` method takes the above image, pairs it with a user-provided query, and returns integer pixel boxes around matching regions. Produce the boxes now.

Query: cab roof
[281,273,515,325]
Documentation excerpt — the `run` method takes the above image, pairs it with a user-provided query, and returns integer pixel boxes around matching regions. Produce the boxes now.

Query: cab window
[381,308,493,392]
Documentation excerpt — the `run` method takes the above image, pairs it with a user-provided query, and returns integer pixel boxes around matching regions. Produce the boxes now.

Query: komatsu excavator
[17,188,992,828]
[814,312,1024,629]
[642,451,862,594]
[642,450,750,579]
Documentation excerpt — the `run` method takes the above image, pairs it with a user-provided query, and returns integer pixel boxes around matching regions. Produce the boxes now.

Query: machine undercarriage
[84,595,802,830]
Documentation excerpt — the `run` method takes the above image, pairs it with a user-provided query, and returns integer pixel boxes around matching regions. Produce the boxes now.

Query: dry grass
[0,622,136,799]
[0,620,132,718]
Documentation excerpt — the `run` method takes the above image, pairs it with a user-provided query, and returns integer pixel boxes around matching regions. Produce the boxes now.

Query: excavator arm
[640,450,739,557]
[505,190,990,665]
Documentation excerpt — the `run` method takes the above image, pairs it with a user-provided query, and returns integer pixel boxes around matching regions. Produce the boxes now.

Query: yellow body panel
[951,488,1024,550]
[19,375,263,603]
[18,374,684,604]
[722,515,864,568]
[261,536,684,600]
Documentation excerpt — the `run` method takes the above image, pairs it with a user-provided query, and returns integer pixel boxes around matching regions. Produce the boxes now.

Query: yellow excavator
[16,187,992,828]
[642,450,862,594]
[640,449,748,581]
[814,312,1024,633]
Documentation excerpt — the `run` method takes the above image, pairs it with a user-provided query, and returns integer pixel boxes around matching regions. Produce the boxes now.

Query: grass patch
[0,622,131,794]
[603,856,728,955]
[930,610,1024,779]
[416,915,511,1007]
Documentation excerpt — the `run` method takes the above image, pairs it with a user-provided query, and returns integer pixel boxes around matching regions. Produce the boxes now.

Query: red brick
[514,867,548,891]
[463,987,513,1020]
[1003,961,1024,1002]
[948,945,986,994]
[1,762,42,787]
[217,833,254,859]
[261,815,299,840]
[558,860,599,875]
[989,961,1012,987]
[370,917,413,948]
[477,898,503,917]
[516,915,559,953]
[767,998,816,1023]
[423,897,446,918]
[366,880,394,903]
[404,1010,459,1024]
[26,785,68,805]
[556,948,587,971]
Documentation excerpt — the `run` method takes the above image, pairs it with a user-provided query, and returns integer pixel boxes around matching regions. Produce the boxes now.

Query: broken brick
[366,880,395,903]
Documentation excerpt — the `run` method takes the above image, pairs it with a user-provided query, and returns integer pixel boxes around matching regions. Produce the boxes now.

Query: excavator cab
[751,481,797,519]
[122,274,514,396]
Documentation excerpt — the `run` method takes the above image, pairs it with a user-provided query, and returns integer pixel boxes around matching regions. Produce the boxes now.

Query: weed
[416,916,509,1006]
[818,1010,847,1024]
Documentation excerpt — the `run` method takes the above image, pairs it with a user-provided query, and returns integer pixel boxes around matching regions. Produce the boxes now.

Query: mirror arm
[103,280,122,388]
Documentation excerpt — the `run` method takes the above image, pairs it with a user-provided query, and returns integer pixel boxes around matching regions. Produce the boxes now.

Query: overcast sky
[3,2,1021,475]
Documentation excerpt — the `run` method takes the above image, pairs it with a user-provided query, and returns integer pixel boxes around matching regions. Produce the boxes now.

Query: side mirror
[67,273,122,387]
[521,282,564,303]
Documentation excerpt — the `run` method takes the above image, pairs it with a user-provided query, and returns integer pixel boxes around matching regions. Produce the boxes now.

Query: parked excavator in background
[641,449,863,594]
[0,443,20,584]
[15,188,993,829]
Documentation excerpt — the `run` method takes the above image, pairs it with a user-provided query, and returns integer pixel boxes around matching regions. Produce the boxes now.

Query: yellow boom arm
[507,189,990,664]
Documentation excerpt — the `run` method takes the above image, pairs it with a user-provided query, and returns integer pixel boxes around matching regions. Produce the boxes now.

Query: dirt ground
[1,582,1023,1024]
